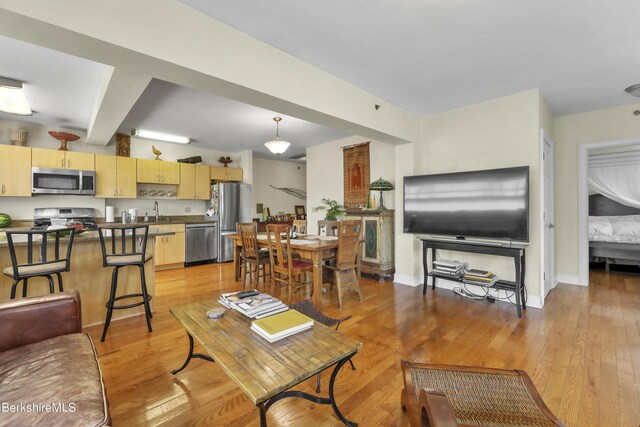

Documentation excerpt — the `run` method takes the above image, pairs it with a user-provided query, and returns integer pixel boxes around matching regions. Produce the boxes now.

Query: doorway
[577,137,640,284]
[540,130,556,299]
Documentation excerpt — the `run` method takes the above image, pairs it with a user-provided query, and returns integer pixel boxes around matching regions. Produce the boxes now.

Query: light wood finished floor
[86,264,640,426]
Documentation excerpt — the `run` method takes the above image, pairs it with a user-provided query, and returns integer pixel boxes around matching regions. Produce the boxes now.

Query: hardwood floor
[86,265,640,426]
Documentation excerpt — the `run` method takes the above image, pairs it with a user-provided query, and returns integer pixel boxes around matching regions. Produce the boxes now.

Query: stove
[33,207,97,230]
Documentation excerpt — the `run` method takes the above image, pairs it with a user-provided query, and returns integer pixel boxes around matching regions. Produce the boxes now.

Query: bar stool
[97,224,153,342]
[3,228,76,299]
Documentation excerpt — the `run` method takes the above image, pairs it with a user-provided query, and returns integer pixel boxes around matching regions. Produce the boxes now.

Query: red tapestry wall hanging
[343,142,370,209]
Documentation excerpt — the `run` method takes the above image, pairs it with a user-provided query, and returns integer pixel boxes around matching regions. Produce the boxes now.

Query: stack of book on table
[433,260,465,279]
[251,310,314,343]
[218,290,288,319]
[463,269,498,286]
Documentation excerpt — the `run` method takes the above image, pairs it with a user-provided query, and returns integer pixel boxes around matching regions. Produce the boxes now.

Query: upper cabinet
[95,155,137,198]
[32,148,94,170]
[210,166,243,182]
[0,145,32,197]
[177,163,210,200]
[137,159,180,184]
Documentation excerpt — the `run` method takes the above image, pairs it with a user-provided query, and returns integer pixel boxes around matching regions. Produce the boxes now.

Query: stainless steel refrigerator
[211,182,252,262]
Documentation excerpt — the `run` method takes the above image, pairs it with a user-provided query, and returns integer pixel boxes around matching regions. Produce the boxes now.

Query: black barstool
[3,227,76,299]
[97,224,153,342]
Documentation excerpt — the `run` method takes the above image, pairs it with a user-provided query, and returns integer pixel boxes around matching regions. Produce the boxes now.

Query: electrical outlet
[185,206,191,213]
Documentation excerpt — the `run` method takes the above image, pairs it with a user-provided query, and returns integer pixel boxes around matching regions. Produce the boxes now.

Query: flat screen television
[403,166,529,242]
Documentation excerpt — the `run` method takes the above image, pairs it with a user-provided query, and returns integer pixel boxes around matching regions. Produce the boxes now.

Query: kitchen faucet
[153,201,160,221]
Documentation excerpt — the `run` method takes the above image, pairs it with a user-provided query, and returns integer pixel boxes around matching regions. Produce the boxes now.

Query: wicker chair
[289,299,355,392]
[323,220,364,309]
[400,361,565,427]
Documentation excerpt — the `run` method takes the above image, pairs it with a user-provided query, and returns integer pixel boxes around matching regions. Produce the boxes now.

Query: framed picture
[256,203,263,214]
[295,205,306,219]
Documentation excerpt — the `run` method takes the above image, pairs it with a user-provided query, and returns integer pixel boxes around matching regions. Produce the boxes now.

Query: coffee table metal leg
[327,355,357,426]
[257,354,357,426]
[171,332,215,375]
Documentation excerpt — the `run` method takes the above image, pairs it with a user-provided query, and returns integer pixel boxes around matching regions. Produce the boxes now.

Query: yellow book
[252,310,314,337]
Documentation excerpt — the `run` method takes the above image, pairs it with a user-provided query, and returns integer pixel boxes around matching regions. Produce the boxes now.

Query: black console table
[421,239,528,317]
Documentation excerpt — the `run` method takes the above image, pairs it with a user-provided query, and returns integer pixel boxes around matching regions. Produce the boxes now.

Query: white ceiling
[179,0,640,116]
[118,79,348,158]
[1,1,639,158]
[0,34,108,130]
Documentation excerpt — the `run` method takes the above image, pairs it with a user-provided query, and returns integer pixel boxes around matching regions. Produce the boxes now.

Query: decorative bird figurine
[152,145,163,161]
[218,156,232,167]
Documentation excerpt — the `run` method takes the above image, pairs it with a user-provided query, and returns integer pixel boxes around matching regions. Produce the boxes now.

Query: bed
[589,194,640,269]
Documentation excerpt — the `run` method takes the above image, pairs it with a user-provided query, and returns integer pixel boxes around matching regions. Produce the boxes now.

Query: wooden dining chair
[317,220,340,236]
[237,222,270,289]
[266,224,314,304]
[323,220,365,309]
[292,219,307,234]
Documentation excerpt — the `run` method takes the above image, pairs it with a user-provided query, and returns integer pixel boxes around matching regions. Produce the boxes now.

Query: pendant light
[264,117,291,155]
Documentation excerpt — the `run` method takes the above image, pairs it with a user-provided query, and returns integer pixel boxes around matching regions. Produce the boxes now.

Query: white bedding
[589,215,640,243]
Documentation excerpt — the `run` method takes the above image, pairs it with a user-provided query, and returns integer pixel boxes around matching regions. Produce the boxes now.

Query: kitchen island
[0,228,174,327]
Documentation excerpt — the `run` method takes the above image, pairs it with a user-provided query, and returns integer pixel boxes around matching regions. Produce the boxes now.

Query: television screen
[403,166,529,242]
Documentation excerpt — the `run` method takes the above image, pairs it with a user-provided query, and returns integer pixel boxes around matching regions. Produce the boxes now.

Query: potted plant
[314,198,345,221]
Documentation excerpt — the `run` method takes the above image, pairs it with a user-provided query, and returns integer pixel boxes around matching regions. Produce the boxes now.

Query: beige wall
[554,102,640,281]
[252,157,306,219]
[306,136,396,233]
[395,90,543,302]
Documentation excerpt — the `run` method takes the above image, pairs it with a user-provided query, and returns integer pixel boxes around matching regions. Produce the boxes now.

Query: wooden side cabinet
[344,210,395,281]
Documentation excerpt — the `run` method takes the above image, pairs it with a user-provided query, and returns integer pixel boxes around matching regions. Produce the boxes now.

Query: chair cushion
[283,260,313,270]
[106,252,152,266]
[0,333,109,426]
[3,260,68,278]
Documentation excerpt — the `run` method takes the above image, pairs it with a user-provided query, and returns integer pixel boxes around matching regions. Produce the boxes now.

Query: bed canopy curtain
[588,151,640,209]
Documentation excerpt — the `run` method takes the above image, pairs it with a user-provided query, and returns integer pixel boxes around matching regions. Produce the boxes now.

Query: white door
[542,134,556,297]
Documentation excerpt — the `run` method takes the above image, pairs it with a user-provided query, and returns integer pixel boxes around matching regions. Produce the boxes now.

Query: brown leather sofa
[0,291,110,426]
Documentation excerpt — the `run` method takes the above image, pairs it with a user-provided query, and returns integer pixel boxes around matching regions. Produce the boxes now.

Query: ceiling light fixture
[0,77,32,116]
[131,129,191,144]
[264,117,291,155]
[624,83,640,97]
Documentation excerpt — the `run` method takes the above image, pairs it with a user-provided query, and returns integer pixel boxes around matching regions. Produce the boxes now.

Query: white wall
[0,119,248,219]
[554,102,640,281]
[307,136,397,233]
[252,157,306,219]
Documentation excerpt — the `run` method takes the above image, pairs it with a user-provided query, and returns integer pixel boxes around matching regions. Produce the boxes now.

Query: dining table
[228,233,353,307]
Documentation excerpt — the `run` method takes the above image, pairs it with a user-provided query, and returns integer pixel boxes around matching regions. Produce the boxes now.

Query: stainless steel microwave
[32,167,96,195]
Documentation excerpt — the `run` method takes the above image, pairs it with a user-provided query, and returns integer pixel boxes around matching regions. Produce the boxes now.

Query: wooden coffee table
[170,299,363,426]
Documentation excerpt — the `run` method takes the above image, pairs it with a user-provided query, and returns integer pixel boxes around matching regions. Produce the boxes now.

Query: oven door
[32,168,95,195]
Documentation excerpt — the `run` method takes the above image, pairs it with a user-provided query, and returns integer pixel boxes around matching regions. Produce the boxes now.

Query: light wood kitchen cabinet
[154,224,185,268]
[95,155,137,198]
[32,148,94,170]
[177,164,210,200]
[0,145,32,197]
[137,159,180,184]
[210,165,243,182]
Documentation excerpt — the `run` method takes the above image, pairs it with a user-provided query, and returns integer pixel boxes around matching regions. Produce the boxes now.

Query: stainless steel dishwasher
[185,222,218,266]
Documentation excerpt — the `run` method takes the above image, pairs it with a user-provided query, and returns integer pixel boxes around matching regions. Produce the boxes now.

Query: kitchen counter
[0,228,175,327]
[1,215,217,230]
[0,228,174,247]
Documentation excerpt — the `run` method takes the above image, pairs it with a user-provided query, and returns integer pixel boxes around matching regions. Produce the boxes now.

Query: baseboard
[393,274,422,287]
[416,276,542,309]
[557,274,586,286]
